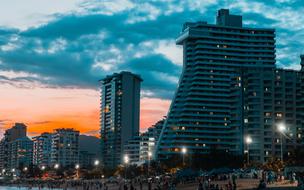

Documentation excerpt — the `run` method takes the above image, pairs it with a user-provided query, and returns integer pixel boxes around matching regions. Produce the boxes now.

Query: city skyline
[1,0,304,137]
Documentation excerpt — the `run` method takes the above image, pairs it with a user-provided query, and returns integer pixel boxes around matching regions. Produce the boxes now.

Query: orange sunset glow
[0,83,170,137]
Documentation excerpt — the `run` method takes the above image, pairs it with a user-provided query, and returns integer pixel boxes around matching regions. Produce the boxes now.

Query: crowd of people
[0,169,300,190]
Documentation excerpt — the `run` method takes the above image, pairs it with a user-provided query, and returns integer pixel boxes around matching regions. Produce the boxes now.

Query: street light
[148,151,152,176]
[94,160,100,166]
[54,164,59,169]
[245,136,252,165]
[124,155,129,179]
[41,166,46,171]
[277,123,286,162]
[75,164,80,179]
[181,147,187,166]
[23,167,28,172]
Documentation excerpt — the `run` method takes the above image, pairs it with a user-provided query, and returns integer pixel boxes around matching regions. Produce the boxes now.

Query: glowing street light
[54,164,59,169]
[23,167,28,172]
[148,151,152,176]
[11,168,15,172]
[277,123,286,162]
[245,136,252,144]
[94,160,100,166]
[124,155,129,164]
[75,164,80,179]
[245,135,252,165]
[124,155,129,179]
[181,147,187,166]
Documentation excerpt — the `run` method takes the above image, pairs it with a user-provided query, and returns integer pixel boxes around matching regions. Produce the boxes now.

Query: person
[148,181,152,190]
[198,181,203,190]
[232,174,237,190]
[257,179,266,190]
[124,183,128,190]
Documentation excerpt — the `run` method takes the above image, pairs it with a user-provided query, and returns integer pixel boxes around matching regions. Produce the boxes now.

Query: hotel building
[157,9,303,163]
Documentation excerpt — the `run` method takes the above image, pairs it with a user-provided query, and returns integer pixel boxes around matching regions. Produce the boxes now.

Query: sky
[0,0,304,137]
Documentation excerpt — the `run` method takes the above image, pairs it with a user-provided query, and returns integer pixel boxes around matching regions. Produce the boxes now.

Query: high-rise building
[0,123,27,170]
[124,119,165,165]
[50,128,79,168]
[32,133,52,167]
[100,71,142,168]
[9,137,33,170]
[4,123,27,142]
[156,9,303,163]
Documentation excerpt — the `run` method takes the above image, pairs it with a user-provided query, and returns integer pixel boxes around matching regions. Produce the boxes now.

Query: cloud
[0,0,303,101]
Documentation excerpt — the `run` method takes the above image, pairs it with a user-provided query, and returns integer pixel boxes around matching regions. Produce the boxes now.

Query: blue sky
[0,0,304,100]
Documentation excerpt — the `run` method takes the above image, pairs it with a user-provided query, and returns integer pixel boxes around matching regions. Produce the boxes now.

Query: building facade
[9,137,33,170]
[124,119,164,165]
[0,123,27,170]
[50,128,79,168]
[156,9,303,163]
[100,71,142,168]
[32,133,52,167]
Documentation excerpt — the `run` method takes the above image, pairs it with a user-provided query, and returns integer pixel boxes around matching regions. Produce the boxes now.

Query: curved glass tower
[156,9,276,162]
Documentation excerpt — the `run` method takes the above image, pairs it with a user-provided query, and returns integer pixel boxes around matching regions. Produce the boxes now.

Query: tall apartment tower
[9,137,33,170]
[50,128,79,168]
[157,9,277,162]
[100,71,142,168]
[0,123,27,170]
[32,133,52,167]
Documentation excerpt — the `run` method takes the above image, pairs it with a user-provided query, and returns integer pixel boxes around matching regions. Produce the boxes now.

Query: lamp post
[94,160,100,179]
[181,147,187,167]
[148,151,152,176]
[245,136,252,165]
[124,155,129,179]
[1,169,5,176]
[277,123,286,162]
[75,164,80,179]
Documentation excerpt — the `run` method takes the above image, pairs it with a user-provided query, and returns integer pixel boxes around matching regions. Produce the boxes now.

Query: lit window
[244,119,248,123]
[217,44,220,48]
[117,90,123,96]
[276,113,283,118]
